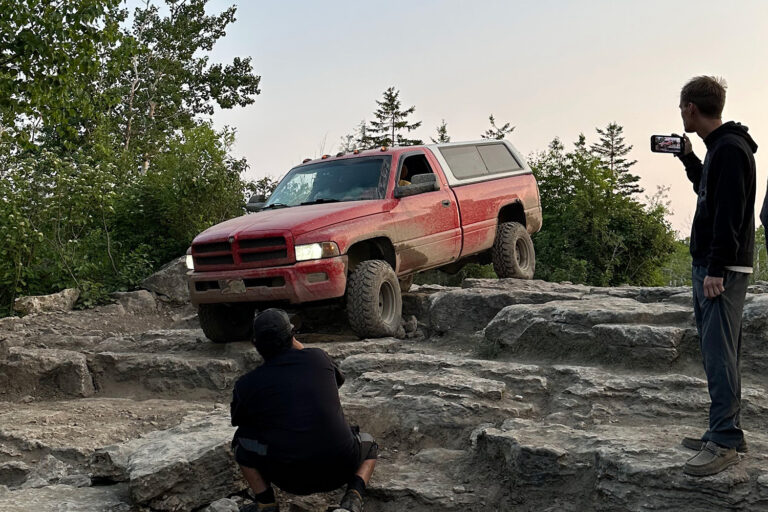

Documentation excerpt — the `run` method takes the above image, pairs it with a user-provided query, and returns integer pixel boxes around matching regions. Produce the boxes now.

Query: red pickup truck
[186,140,542,341]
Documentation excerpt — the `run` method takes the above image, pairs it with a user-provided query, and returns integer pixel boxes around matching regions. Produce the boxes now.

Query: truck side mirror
[246,195,266,212]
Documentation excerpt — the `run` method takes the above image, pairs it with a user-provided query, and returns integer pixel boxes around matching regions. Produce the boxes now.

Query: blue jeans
[691,265,749,449]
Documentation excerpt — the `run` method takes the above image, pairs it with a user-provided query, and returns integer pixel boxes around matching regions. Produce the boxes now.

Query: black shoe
[683,441,739,476]
[330,489,363,512]
[681,436,748,453]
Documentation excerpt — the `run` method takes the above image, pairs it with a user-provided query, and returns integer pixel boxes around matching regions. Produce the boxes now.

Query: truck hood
[193,200,391,243]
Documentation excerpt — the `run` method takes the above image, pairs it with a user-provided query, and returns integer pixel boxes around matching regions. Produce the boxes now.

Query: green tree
[0,0,261,316]
[590,122,642,197]
[365,87,422,147]
[116,0,261,172]
[0,0,126,147]
[530,135,676,286]
[431,120,451,143]
[246,176,279,202]
[481,114,514,140]
[337,133,356,153]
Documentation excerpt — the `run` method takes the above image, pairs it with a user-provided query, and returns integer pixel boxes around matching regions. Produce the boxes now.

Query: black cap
[252,308,294,345]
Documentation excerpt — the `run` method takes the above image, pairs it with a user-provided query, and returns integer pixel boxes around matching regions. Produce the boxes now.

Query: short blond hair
[681,76,727,118]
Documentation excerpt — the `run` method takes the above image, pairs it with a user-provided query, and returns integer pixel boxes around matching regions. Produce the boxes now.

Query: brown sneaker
[681,436,748,453]
[683,441,739,476]
[330,489,363,512]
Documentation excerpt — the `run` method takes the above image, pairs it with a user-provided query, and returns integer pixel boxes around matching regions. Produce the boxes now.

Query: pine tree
[590,122,642,197]
[353,120,375,150]
[481,114,515,140]
[337,133,356,153]
[366,87,422,147]
[431,120,451,143]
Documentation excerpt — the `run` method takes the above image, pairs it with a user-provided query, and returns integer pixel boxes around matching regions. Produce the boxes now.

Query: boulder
[89,352,241,397]
[91,411,245,511]
[141,256,189,304]
[13,288,80,316]
[428,287,583,335]
[482,297,695,368]
[476,418,768,511]
[110,290,157,315]
[0,348,94,399]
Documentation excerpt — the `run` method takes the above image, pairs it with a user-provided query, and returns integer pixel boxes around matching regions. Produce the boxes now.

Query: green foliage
[530,134,677,286]
[0,0,260,317]
[0,0,126,147]
[590,122,642,197]
[431,120,451,143]
[113,124,248,267]
[363,87,422,148]
[415,263,497,287]
[246,176,279,202]
[481,114,514,140]
[752,226,767,283]
[661,239,693,286]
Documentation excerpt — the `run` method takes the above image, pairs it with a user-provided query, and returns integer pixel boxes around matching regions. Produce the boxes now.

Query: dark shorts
[233,426,377,496]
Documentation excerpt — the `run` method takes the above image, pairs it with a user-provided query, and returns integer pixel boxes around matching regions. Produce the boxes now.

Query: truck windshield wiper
[300,198,341,205]
[262,203,290,210]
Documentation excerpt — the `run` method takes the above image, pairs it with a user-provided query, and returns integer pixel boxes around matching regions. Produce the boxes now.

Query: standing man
[675,76,757,476]
[231,309,377,512]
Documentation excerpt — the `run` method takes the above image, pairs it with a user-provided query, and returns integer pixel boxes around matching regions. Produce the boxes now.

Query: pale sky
[205,0,768,235]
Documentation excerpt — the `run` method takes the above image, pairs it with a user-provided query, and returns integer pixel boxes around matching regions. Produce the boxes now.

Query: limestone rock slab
[91,411,244,511]
[0,348,94,399]
[141,256,189,304]
[0,483,131,511]
[13,288,80,316]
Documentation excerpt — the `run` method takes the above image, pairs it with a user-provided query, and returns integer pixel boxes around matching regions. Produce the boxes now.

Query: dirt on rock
[1,280,768,511]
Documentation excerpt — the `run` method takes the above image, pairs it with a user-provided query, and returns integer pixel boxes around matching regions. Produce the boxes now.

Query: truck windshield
[265,156,391,207]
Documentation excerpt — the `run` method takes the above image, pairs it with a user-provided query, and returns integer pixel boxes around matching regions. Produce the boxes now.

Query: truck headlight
[295,242,340,262]
[186,254,195,270]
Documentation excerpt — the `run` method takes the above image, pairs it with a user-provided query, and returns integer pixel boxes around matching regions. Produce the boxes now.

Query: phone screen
[651,135,684,154]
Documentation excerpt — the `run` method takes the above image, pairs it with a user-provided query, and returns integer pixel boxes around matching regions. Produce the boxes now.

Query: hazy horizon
[204,0,768,236]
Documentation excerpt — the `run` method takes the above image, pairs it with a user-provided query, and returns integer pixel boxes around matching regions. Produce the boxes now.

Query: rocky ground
[1,264,768,511]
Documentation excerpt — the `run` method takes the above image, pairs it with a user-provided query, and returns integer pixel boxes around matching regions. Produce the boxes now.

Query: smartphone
[650,135,684,154]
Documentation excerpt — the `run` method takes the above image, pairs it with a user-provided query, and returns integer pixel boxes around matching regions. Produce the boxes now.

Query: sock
[347,475,366,497]
[255,487,276,504]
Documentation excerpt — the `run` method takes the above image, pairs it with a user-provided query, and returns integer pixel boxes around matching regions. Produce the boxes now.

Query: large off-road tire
[347,260,402,339]
[492,221,535,279]
[398,275,414,293]
[198,303,256,343]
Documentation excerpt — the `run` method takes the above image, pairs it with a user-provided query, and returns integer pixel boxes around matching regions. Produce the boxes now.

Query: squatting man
[230,308,377,512]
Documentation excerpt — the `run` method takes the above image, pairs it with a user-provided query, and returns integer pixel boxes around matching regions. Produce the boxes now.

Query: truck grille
[192,235,291,269]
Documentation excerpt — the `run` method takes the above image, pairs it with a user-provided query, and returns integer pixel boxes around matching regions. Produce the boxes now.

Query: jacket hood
[705,121,758,153]
[193,200,390,243]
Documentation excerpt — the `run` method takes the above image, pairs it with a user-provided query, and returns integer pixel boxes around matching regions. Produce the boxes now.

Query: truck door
[390,151,461,272]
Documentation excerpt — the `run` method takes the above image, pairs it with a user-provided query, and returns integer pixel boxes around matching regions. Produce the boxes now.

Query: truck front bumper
[187,256,348,306]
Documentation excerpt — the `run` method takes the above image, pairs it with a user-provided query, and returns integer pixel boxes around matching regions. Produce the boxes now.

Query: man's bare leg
[240,465,269,494]
[355,459,376,485]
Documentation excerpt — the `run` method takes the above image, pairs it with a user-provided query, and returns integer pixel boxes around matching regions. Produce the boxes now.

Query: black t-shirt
[230,347,355,462]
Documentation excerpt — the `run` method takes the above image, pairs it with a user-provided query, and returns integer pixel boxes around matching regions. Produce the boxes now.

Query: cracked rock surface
[1,279,767,511]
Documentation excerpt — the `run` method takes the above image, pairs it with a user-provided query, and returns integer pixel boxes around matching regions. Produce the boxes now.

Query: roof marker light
[380,146,387,152]
[302,158,311,163]
[336,152,344,157]
[321,154,330,159]
[353,149,360,154]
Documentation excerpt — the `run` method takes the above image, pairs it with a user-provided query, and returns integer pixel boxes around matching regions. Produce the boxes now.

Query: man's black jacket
[230,347,355,462]
[679,121,758,277]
